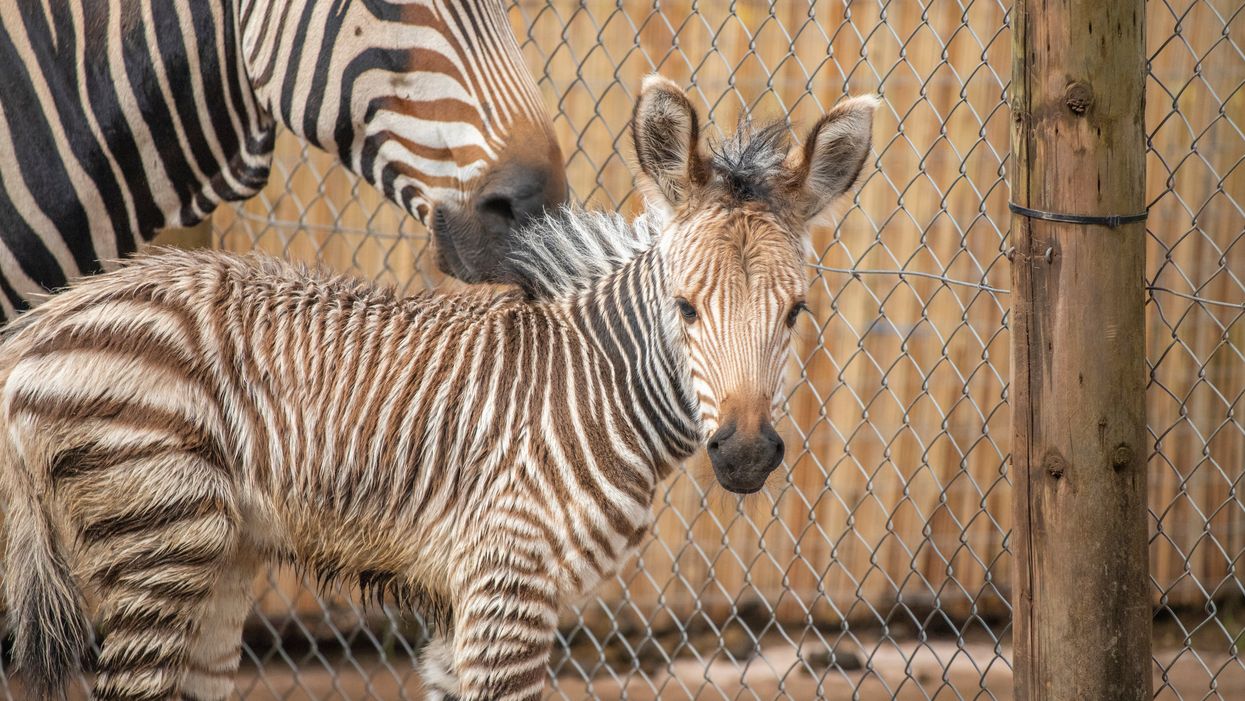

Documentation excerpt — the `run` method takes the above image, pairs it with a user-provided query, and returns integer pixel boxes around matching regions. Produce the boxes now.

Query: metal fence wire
[2,0,1243,699]
[150,0,1245,699]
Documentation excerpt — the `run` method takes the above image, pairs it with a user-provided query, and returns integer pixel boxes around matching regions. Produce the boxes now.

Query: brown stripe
[458,604,549,634]
[44,432,229,491]
[98,604,195,639]
[340,314,405,509]
[91,680,176,701]
[207,278,270,488]
[470,576,557,610]
[95,633,189,678]
[49,432,229,485]
[25,319,178,359]
[463,659,546,698]
[462,643,547,672]
[142,576,216,604]
[81,492,228,543]
[15,387,208,439]
[91,535,230,589]
[372,156,473,191]
[373,129,491,170]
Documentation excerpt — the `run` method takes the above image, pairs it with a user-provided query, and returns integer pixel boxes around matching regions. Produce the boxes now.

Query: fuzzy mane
[502,206,662,299]
[502,120,795,300]
[707,119,791,204]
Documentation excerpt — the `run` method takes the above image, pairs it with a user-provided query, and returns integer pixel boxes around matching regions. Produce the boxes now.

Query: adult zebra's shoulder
[0,0,566,320]
[0,76,878,700]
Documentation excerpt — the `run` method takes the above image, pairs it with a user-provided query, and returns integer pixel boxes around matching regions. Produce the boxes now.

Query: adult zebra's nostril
[706,422,735,464]
[477,195,517,236]
[475,165,555,240]
[473,192,517,237]
[767,434,786,471]
[759,421,785,472]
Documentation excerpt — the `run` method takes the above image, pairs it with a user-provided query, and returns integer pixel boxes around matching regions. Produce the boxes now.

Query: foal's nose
[707,420,785,494]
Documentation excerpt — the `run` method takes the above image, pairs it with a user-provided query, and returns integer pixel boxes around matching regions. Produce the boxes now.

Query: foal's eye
[675,298,698,323]
[785,302,808,328]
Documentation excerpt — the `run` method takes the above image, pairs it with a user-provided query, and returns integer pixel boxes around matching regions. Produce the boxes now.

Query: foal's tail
[1,331,92,699]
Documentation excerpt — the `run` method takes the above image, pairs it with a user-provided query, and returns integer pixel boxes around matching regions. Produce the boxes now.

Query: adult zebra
[0,0,566,320]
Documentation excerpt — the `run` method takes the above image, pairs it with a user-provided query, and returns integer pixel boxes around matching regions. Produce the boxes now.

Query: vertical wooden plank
[1010,1,1151,699]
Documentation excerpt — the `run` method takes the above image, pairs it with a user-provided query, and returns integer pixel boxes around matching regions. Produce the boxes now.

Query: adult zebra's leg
[76,449,241,701]
[451,545,559,701]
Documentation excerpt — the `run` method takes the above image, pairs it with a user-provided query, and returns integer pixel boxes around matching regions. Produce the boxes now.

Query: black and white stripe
[0,0,565,320]
[0,76,875,701]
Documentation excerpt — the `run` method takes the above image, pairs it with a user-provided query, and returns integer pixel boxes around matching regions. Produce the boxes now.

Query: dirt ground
[223,640,1241,700]
[13,634,1238,700]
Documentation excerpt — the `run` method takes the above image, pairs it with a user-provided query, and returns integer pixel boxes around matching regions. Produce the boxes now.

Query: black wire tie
[1008,202,1147,229]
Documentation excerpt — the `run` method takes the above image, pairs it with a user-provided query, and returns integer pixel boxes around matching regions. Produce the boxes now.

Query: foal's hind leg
[419,633,461,701]
[180,544,262,701]
[67,449,241,701]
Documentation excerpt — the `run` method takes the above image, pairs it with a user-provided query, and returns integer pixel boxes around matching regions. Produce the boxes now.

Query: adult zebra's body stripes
[0,0,566,320]
[0,77,877,700]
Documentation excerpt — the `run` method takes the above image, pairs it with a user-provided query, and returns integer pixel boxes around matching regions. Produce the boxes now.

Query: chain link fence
[1146,1,1245,697]
[2,0,1242,699]
[200,0,1245,698]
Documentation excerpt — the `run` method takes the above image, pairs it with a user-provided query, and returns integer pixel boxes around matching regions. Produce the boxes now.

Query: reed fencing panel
[201,1,1245,698]
[1,0,1242,699]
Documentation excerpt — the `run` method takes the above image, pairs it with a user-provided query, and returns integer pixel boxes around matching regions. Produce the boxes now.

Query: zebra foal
[0,76,877,700]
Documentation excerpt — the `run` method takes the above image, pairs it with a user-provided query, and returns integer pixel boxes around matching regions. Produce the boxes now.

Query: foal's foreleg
[451,547,559,701]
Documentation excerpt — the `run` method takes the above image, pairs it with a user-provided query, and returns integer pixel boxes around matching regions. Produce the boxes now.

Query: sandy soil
[223,641,1240,700]
[12,638,1239,700]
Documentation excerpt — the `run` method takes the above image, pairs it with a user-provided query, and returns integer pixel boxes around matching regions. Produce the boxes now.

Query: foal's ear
[789,95,879,222]
[631,75,709,212]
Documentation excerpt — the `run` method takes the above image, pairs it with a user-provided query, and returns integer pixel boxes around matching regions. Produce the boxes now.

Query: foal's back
[0,249,520,700]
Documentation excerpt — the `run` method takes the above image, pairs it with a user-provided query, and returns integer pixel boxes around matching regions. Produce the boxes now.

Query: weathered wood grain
[1010,1,1151,698]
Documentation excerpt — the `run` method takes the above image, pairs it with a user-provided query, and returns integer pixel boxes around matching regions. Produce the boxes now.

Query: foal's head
[631,76,876,494]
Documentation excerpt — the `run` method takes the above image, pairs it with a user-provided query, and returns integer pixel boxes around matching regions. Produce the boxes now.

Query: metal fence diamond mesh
[2,0,1243,699]
[140,0,1245,698]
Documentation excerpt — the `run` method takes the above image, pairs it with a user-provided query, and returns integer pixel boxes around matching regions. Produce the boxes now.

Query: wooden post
[1010,1,1150,699]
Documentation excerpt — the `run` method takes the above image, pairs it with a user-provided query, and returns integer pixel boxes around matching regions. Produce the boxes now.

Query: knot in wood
[1111,443,1134,471]
[1044,453,1067,480]
[1064,82,1093,115]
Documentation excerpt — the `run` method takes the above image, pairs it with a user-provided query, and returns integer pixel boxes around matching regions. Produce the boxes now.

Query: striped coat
[0,76,876,700]
[0,0,565,319]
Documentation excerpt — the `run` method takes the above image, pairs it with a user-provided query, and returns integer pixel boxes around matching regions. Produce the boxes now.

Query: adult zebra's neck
[0,0,275,275]
[239,0,554,220]
[558,248,703,477]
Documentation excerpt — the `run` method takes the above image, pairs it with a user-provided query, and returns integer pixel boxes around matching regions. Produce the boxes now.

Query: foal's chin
[728,485,767,496]
[710,465,780,496]
[715,477,769,495]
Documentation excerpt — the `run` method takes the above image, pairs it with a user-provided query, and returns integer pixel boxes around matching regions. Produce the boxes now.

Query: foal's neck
[558,248,702,474]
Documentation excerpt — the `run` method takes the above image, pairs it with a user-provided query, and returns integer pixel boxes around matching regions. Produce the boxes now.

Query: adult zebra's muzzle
[707,420,785,494]
[432,158,569,285]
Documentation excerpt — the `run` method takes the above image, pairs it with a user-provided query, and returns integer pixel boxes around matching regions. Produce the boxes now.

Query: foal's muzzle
[707,420,785,494]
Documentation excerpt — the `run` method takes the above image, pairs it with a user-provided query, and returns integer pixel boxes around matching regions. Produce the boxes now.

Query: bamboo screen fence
[212,0,1245,619]
[216,0,1021,631]
[0,0,1239,699]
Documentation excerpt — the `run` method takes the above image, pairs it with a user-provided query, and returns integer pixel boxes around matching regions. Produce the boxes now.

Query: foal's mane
[503,206,661,299]
[503,119,794,300]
